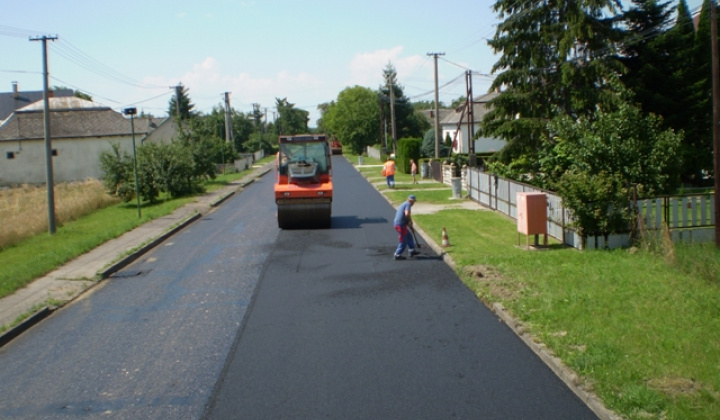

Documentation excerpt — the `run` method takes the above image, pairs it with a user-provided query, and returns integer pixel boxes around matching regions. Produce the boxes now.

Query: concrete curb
[99,212,203,279]
[0,307,52,348]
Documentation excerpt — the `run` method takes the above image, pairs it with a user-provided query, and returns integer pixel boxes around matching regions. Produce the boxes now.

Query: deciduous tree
[323,86,380,155]
[275,98,309,135]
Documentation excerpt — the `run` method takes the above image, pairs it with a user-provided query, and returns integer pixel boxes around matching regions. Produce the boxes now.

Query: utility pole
[264,107,268,133]
[30,34,58,235]
[173,84,182,120]
[389,80,397,155]
[711,4,720,247]
[428,52,445,158]
[466,70,476,167]
[223,92,234,149]
[123,108,141,218]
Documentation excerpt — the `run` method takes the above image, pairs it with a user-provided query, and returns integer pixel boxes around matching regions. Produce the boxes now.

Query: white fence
[636,195,716,244]
[465,167,717,250]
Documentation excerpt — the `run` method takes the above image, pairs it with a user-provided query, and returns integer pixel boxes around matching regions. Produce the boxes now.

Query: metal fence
[466,167,717,250]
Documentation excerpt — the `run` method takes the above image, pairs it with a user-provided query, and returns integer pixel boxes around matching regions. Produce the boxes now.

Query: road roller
[275,134,333,229]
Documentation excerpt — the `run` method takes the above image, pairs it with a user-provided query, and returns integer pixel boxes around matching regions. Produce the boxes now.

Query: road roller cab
[275,134,333,229]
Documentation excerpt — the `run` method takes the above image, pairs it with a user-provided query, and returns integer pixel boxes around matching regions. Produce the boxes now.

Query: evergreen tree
[379,63,429,149]
[484,0,624,170]
[618,0,676,122]
[168,83,196,121]
[689,0,716,182]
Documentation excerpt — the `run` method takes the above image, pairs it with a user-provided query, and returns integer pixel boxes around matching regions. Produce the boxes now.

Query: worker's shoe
[409,250,420,257]
[394,254,406,260]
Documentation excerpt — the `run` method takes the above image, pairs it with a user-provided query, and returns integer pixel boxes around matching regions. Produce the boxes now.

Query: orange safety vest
[383,161,396,176]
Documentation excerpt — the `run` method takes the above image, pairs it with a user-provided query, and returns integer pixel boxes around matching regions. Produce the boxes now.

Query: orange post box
[516,192,547,247]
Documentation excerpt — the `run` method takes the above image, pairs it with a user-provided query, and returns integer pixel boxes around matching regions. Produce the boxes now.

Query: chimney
[12,81,18,99]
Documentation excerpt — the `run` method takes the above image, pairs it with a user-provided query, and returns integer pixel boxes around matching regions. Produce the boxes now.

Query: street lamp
[123,107,141,218]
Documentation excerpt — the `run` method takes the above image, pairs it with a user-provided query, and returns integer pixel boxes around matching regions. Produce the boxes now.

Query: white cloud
[347,46,427,88]
[132,49,427,121]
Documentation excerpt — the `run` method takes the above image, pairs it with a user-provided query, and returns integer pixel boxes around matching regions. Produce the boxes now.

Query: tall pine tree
[689,0,716,183]
[618,0,676,122]
[168,83,196,121]
[484,0,624,170]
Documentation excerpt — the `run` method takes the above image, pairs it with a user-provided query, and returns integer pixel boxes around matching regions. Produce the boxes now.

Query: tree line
[100,84,312,203]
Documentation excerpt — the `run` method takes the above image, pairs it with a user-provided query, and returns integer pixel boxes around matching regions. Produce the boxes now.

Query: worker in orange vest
[382,156,396,188]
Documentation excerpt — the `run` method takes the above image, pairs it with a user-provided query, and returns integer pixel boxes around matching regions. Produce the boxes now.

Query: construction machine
[330,138,343,155]
[275,134,333,229]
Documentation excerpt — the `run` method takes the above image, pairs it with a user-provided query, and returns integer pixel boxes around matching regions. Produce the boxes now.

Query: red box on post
[517,192,547,246]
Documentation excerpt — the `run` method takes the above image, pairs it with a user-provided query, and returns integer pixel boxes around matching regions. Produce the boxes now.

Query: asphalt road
[203,158,598,420]
[0,167,279,419]
[0,156,599,419]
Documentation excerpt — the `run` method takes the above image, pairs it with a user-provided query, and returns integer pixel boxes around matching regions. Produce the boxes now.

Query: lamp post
[123,107,141,218]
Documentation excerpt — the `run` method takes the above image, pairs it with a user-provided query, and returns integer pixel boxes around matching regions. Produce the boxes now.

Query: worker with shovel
[393,194,420,260]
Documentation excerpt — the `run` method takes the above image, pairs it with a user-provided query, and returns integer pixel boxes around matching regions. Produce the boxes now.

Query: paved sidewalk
[0,162,274,342]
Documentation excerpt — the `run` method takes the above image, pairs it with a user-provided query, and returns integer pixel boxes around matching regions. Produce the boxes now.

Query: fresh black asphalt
[203,157,598,419]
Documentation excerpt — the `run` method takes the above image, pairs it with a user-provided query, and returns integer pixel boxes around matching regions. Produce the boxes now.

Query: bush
[397,137,422,173]
[99,144,137,202]
[541,101,682,236]
[100,141,212,204]
[422,129,451,158]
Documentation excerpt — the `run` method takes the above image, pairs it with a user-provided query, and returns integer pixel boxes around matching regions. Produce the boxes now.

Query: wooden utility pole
[466,70,476,166]
[428,52,444,158]
[712,4,720,247]
[389,80,396,155]
[223,92,234,149]
[30,34,58,235]
[174,84,182,120]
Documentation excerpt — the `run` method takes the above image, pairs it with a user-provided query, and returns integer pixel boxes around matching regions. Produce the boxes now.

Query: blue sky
[0,0,705,127]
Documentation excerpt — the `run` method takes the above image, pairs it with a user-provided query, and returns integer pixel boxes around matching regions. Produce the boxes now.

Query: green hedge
[397,137,422,174]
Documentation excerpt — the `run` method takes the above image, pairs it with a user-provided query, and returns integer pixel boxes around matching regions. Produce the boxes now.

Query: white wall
[442,125,505,154]
[0,135,135,186]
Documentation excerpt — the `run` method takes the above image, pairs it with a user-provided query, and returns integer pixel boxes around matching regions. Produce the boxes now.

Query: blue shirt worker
[393,195,419,260]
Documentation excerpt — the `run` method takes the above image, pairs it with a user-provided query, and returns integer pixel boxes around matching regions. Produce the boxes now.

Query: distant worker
[393,194,419,260]
[383,156,396,188]
[410,159,418,184]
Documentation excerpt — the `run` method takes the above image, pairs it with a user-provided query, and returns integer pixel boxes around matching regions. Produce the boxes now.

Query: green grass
[349,154,720,419]
[385,188,466,205]
[0,157,274,300]
[0,197,193,299]
[413,210,720,420]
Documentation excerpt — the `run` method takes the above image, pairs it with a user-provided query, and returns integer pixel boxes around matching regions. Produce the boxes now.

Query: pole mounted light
[123,107,141,218]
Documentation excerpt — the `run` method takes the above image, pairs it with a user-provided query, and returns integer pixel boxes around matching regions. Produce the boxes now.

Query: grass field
[354,153,720,420]
[0,180,120,250]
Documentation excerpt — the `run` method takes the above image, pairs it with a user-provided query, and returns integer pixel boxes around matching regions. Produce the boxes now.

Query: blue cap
[408,195,416,201]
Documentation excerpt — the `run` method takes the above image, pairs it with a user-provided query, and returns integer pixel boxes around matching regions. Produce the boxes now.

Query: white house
[0,97,167,186]
[441,91,505,155]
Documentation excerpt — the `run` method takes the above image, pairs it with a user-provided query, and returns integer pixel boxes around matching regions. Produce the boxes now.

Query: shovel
[410,225,422,249]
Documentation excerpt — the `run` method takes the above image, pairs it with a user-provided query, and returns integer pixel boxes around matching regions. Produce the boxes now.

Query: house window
[6,151,14,159]
[52,149,58,156]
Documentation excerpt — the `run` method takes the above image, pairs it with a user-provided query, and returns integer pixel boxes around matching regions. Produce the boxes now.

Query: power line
[50,75,173,111]
[50,39,167,89]
[0,24,44,39]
